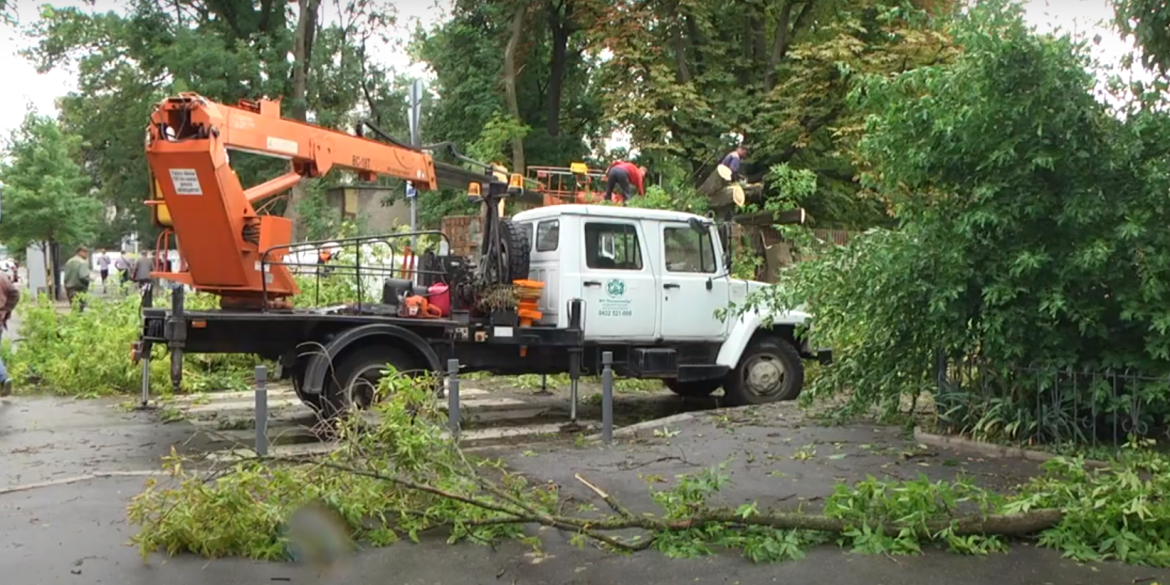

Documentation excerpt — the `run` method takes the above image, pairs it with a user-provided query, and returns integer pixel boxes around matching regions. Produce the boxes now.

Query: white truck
[137,204,830,414]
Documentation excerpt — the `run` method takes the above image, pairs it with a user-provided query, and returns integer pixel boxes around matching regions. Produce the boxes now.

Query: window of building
[585,223,642,270]
[663,226,716,273]
[535,219,559,252]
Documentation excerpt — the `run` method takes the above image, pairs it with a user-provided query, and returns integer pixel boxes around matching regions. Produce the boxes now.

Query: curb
[913,428,1109,469]
[587,412,697,441]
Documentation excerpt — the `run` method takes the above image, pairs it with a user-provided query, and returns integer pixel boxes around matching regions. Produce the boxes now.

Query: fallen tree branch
[284,458,1065,542]
[575,473,635,520]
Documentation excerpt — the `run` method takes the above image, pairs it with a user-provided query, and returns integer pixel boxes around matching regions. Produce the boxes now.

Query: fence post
[139,347,151,407]
[569,349,581,422]
[602,352,614,444]
[448,358,460,440]
[255,365,268,457]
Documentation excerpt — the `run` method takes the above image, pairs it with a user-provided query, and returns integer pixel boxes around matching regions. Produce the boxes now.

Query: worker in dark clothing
[603,161,647,205]
[720,145,748,181]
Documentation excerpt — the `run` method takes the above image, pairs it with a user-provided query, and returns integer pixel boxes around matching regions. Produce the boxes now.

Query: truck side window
[536,219,559,252]
[518,222,535,252]
[663,226,716,273]
[585,223,642,270]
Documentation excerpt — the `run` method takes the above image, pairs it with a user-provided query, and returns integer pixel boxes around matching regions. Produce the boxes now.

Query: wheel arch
[300,324,442,395]
[716,308,811,368]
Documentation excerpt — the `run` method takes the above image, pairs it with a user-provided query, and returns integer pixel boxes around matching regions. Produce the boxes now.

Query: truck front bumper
[799,339,833,365]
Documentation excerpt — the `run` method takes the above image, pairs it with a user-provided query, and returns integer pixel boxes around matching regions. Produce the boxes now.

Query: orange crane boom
[145,93,441,308]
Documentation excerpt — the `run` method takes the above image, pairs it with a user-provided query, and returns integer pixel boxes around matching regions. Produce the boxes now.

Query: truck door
[659,223,730,341]
[580,220,658,341]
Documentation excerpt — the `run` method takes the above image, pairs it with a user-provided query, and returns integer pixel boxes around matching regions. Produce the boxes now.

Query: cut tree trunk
[503,5,527,174]
[698,167,763,211]
[283,0,320,241]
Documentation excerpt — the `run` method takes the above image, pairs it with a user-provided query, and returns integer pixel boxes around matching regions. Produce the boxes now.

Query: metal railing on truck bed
[259,231,454,312]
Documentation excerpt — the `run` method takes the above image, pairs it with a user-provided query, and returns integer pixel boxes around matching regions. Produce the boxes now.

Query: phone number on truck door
[598,308,633,317]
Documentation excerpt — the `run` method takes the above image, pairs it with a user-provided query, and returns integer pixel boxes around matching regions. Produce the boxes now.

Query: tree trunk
[545,0,572,138]
[765,0,814,91]
[284,0,320,241]
[503,4,527,174]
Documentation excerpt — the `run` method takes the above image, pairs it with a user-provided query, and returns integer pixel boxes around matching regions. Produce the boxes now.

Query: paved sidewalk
[4,392,1169,584]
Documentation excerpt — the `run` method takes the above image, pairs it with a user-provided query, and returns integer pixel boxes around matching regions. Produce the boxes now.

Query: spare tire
[500,220,530,282]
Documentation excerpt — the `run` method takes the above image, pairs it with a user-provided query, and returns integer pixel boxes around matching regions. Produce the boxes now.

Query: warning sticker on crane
[266,136,299,155]
[169,169,203,196]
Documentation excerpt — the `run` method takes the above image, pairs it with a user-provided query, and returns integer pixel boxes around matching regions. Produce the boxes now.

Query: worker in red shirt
[603,160,647,205]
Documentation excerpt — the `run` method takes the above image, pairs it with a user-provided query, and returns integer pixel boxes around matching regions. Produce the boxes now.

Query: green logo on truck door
[599,278,632,317]
[606,278,625,297]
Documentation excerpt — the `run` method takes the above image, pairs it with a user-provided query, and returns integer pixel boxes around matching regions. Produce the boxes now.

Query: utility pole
[407,79,424,247]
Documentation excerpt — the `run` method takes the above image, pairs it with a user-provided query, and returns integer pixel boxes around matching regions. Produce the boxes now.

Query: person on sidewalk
[114,251,131,287]
[96,248,111,293]
[603,160,647,205]
[0,270,18,397]
[133,251,155,294]
[63,246,91,311]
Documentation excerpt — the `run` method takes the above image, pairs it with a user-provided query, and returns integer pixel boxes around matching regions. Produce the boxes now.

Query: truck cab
[512,204,828,405]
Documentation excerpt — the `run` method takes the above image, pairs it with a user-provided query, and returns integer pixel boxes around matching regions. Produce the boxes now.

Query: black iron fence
[933,354,1170,449]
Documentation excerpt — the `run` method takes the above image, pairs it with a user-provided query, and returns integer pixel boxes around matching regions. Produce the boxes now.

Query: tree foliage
[1113,0,1170,74]
[23,0,405,242]
[589,0,958,227]
[748,1,1170,429]
[0,111,101,254]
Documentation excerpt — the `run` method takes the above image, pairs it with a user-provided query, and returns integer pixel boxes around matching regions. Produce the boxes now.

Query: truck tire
[320,344,417,418]
[723,335,804,406]
[500,220,530,281]
[665,378,723,398]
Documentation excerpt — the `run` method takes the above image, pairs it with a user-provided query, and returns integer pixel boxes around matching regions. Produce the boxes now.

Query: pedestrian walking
[96,248,111,293]
[114,251,131,287]
[0,269,19,396]
[133,251,155,294]
[603,160,647,205]
[63,246,92,311]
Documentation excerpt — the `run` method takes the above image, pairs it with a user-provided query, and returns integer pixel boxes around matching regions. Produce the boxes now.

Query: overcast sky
[0,0,1149,139]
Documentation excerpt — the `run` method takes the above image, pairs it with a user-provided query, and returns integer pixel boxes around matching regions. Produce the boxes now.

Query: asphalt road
[4,394,1170,585]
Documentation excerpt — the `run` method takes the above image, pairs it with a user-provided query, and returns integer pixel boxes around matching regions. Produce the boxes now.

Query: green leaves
[0,111,101,253]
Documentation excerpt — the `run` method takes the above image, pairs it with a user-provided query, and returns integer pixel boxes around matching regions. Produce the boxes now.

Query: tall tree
[591,0,958,227]
[0,112,102,259]
[25,0,398,243]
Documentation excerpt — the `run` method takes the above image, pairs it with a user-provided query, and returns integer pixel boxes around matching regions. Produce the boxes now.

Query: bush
[745,1,1170,440]
[5,289,258,397]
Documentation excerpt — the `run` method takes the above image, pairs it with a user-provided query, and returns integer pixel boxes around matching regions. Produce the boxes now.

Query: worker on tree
[718,145,748,182]
[0,268,19,396]
[711,144,748,182]
[603,160,647,205]
[62,246,92,311]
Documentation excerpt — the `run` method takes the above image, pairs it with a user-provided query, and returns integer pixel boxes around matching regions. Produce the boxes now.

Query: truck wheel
[665,378,723,398]
[321,345,416,417]
[723,336,804,406]
[500,220,530,281]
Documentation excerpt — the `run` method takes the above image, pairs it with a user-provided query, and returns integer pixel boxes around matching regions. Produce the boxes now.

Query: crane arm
[144,93,472,307]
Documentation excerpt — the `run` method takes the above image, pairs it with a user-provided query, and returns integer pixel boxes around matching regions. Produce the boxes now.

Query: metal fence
[933,354,1170,448]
